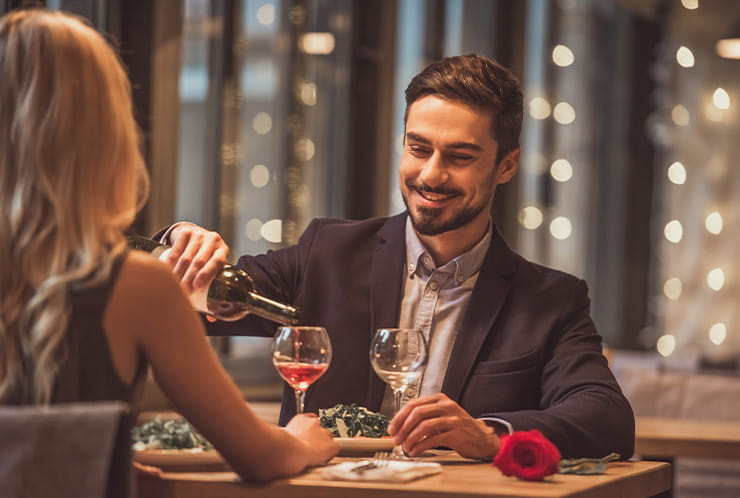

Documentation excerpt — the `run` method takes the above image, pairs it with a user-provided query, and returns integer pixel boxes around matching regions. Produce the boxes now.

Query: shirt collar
[404,216,492,287]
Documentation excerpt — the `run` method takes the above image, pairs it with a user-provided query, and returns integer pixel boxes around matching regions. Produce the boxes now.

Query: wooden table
[137,452,670,498]
[636,416,740,459]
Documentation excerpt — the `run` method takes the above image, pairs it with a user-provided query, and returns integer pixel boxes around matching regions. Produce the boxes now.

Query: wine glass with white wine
[370,328,428,455]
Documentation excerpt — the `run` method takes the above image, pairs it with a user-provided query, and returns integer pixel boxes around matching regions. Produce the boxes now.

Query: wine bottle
[127,235,300,325]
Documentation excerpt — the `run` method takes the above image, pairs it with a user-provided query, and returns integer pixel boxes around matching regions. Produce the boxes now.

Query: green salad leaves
[131,416,213,451]
[318,403,389,438]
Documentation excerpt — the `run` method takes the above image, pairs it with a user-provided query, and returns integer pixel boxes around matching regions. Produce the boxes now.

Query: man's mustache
[406,181,462,197]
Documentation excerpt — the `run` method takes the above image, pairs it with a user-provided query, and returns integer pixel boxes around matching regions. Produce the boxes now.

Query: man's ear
[496,148,521,184]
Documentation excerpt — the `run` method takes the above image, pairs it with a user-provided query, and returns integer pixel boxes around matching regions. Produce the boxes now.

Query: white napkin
[320,459,442,483]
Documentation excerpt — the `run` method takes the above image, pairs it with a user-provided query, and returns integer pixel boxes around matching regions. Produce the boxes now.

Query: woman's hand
[285,413,339,466]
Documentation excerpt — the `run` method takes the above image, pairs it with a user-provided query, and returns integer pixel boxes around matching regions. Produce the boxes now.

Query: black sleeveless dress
[53,251,147,404]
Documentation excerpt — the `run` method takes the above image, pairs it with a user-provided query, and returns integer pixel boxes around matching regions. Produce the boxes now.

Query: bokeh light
[657,335,676,357]
[663,278,682,300]
[550,216,572,240]
[519,206,544,230]
[664,220,683,243]
[552,45,575,67]
[709,323,727,345]
[667,162,686,185]
[676,46,695,67]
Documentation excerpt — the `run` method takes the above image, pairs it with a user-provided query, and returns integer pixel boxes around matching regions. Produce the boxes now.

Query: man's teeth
[419,191,451,201]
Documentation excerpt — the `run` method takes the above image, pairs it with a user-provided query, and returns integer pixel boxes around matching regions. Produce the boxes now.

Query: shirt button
[408,263,415,272]
[457,275,465,283]
[429,281,439,290]
[424,256,432,265]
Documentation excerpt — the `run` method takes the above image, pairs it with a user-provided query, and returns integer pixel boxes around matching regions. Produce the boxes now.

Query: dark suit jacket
[206,213,635,458]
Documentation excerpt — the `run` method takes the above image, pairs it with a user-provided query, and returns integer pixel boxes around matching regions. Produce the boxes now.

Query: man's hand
[163,222,230,295]
[388,393,500,460]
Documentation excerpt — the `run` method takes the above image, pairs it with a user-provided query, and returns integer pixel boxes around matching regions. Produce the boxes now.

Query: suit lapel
[366,214,407,410]
[441,228,516,401]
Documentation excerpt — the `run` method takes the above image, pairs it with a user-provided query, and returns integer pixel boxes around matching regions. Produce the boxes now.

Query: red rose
[493,429,561,481]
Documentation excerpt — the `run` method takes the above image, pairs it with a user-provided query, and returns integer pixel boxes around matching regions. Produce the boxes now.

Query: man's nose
[418,153,448,186]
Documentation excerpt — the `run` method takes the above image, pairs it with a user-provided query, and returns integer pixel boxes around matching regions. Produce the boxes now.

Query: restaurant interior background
[4,0,740,494]
[6,0,740,457]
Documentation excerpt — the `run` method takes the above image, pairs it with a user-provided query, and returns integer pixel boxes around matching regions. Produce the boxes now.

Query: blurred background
[4,0,739,371]
[5,0,740,435]
[6,0,734,364]
[5,0,740,494]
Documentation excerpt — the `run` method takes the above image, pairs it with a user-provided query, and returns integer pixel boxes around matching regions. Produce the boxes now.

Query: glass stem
[393,388,404,415]
[295,389,306,414]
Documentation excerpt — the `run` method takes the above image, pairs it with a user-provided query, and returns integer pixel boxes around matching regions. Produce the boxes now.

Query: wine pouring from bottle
[127,235,300,325]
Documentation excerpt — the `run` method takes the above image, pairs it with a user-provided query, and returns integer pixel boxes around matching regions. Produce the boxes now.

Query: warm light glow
[519,206,544,230]
[550,159,573,182]
[253,112,272,135]
[261,219,283,243]
[667,161,687,184]
[657,335,676,357]
[663,278,682,300]
[299,81,317,106]
[528,97,551,119]
[676,46,695,67]
[549,217,572,240]
[256,4,275,25]
[552,45,575,67]
[246,218,263,241]
[250,164,270,188]
[705,211,723,234]
[681,0,699,9]
[298,32,336,55]
[705,100,724,122]
[709,323,727,345]
[553,102,576,124]
[707,268,725,291]
[671,105,690,126]
[664,220,683,243]
[294,138,315,161]
[716,39,740,59]
[713,88,731,110]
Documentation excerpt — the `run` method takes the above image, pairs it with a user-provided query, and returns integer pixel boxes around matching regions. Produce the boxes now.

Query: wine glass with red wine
[272,326,332,414]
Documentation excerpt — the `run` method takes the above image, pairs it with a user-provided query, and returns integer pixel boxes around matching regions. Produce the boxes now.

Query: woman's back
[52,251,146,405]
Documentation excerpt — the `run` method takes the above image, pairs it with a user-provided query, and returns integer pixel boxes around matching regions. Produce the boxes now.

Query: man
[161,54,634,460]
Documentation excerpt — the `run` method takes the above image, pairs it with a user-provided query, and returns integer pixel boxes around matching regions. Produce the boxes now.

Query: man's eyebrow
[405,132,482,152]
[405,132,431,144]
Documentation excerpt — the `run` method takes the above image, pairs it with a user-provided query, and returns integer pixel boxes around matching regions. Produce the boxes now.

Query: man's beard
[402,181,490,236]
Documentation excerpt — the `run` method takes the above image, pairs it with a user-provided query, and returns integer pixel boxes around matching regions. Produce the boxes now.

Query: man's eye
[408,145,431,156]
[450,154,474,162]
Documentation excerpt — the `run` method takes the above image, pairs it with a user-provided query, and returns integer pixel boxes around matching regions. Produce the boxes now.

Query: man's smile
[409,184,461,207]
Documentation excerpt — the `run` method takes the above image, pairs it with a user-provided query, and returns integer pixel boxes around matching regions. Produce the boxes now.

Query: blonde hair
[0,9,149,403]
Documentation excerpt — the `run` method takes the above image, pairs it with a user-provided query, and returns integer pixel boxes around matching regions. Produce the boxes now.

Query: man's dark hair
[404,54,523,163]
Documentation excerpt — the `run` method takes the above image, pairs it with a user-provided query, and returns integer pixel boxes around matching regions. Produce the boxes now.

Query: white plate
[132,448,226,470]
[335,437,394,456]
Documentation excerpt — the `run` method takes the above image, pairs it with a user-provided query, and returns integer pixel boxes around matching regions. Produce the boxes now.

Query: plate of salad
[318,403,394,455]
[131,415,225,469]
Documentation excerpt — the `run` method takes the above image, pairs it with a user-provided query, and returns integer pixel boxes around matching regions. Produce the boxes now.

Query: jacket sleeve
[204,219,323,337]
[485,279,635,459]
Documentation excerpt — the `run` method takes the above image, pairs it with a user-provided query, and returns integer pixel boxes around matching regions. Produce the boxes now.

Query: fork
[350,451,392,473]
[373,451,407,461]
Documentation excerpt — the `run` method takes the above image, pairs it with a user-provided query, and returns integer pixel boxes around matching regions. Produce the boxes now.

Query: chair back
[0,401,131,498]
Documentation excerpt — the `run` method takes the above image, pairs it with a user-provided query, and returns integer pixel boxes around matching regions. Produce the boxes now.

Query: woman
[0,8,337,481]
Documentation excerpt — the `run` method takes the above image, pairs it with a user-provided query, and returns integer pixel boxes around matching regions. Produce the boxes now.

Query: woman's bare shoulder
[110,251,186,316]
[119,251,180,290]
